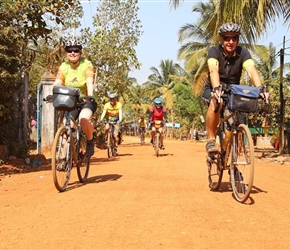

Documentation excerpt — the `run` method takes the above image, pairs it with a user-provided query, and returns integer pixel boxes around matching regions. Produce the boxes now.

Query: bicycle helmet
[108,93,117,99]
[218,22,241,35]
[154,97,162,104]
[64,38,83,52]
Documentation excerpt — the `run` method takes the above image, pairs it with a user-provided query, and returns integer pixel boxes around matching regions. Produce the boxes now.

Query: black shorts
[66,101,97,120]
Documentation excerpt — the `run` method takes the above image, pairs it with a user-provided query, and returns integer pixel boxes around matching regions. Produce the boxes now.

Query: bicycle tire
[230,123,254,203]
[154,133,159,157]
[207,152,223,190]
[207,129,224,190]
[140,133,145,145]
[111,134,116,157]
[107,133,113,158]
[76,130,90,182]
[51,126,72,192]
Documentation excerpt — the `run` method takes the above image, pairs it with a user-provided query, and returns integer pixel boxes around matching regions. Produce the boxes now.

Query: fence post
[38,73,56,155]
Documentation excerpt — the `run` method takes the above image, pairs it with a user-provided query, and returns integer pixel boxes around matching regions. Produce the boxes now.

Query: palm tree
[170,0,290,40]
[143,59,182,109]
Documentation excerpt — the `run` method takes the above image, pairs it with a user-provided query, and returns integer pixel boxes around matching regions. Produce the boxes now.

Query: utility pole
[279,36,285,154]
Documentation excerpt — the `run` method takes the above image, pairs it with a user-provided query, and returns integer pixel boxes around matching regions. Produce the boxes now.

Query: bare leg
[206,98,222,141]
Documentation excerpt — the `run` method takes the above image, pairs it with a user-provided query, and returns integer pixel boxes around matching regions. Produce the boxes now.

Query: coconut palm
[143,59,183,109]
[170,0,290,40]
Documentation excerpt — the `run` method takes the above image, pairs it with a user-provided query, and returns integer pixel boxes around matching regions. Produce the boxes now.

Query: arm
[163,111,167,121]
[118,108,123,122]
[54,68,65,86]
[85,66,95,96]
[208,59,220,89]
[148,112,152,122]
[244,64,262,87]
[54,78,63,86]
[100,109,106,121]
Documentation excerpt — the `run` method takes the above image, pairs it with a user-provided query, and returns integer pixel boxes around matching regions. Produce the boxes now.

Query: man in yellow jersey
[99,93,122,155]
[202,22,263,154]
[138,115,147,143]
[54,38,97,156]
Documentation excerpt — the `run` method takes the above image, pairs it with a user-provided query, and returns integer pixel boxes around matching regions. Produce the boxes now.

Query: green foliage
[172,83,206,130]
[0,0,80,155]
[88,0,142,99]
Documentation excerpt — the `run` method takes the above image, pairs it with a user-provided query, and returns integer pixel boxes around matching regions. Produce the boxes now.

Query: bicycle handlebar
[43,95,94,103]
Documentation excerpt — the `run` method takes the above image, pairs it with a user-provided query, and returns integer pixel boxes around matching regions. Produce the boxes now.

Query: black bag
[52,86,80,111]
[228,84,260,113]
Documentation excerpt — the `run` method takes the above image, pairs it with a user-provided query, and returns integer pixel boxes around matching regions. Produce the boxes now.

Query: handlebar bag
[52,86,80,111]
[228,84,260,113]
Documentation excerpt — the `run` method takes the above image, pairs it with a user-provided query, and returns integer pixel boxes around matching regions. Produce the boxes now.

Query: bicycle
[45,86,92,192]
[139,128,146,145]
[105,121,118,158]
[151,120,164,157]
[207,84,268,203]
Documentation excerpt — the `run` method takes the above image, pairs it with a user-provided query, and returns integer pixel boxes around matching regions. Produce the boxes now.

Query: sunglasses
[222,36,238,42]
[67,49,80,53]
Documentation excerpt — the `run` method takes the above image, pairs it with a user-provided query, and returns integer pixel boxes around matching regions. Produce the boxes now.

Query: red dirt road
[1,136,290,249]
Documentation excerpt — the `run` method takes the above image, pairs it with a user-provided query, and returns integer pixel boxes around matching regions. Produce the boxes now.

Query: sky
[80,0,290,84]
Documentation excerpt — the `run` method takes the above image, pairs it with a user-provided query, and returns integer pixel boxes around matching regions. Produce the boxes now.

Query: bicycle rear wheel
[76,130,90,182]
[51,126,72,192]
[154,133,159,157]
[230,124,254,203]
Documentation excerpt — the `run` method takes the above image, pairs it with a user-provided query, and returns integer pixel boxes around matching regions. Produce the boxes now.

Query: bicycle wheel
[76,130,90,182]
[207,130,224,190]
[140,133,145,145]
[154,133,159,157]
[207,152,223,190]
[230,123,254,203]
[107,133,116,158]
[51,126,72,192]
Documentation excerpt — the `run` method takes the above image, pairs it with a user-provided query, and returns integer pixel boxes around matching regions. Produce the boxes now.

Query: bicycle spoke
[77,131,90,182]
[230,124,254,203]
[52,126,72,192]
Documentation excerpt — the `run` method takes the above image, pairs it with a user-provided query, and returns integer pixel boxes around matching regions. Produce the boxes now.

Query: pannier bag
[228,84,260,113]
[52,86,80,111]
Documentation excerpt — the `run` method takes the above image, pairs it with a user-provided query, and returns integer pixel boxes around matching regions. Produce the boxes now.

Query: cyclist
[99,93,123,154]
[202,22,263,154]
[138,115,147,142]
[148,97,167,149]
[53,38,97,156]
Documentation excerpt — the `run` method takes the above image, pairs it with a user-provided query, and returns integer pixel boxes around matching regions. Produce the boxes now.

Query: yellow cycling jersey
[56,59,94,97]
[103,102,122,121]
[138,119,147,127]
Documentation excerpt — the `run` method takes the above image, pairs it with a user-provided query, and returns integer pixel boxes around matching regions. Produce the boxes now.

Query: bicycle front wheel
[51,126,72,192]
[154,133,159,157]
[230,124,254,203]
[140,133,145,145]
[107,133,115,158]
[76,131,90,182]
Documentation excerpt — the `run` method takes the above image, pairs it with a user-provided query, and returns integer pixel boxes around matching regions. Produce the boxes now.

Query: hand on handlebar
[83,95,94,102]
[259,86,269,104]
[212,85,223,113]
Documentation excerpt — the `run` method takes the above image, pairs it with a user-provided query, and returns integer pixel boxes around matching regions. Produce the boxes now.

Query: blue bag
[228,84,260,113]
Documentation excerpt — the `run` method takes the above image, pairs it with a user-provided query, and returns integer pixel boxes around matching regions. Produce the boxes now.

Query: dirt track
[1,136,290,249]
